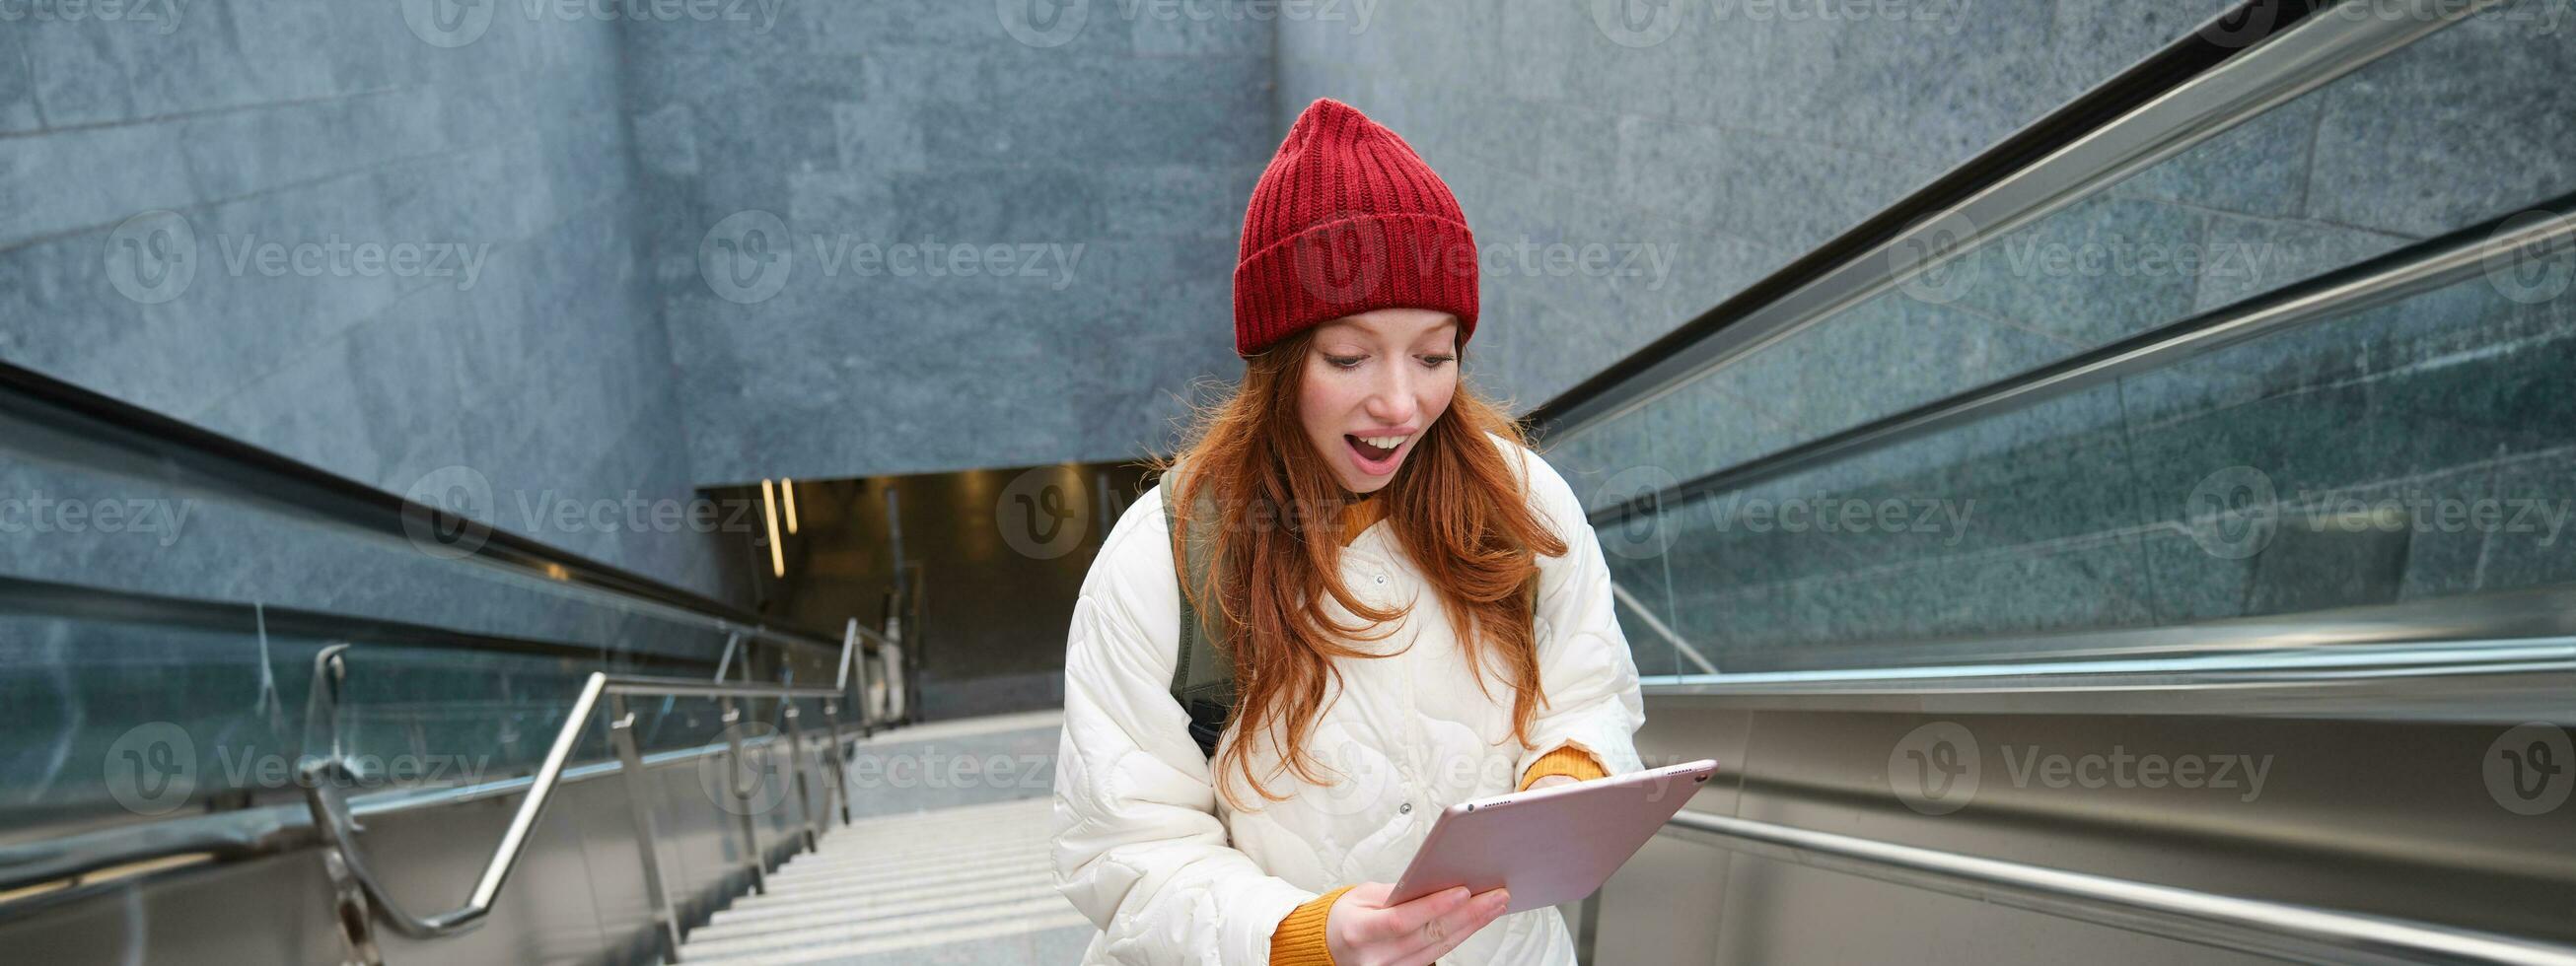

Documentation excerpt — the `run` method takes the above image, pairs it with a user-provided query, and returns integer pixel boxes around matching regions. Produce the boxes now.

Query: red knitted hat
[1233,99,1479,357]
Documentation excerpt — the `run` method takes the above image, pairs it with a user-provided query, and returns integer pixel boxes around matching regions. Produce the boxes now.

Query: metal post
[717,698,765,895]
[780,685,820,854]
[608,696,682,964]
[823,699,852,827]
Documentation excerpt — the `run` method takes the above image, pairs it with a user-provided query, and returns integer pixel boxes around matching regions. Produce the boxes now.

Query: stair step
[679,793,1085,965]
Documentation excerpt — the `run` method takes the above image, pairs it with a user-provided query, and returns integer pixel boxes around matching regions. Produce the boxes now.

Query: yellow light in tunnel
[783,477,801,534]
[760,478,786,579]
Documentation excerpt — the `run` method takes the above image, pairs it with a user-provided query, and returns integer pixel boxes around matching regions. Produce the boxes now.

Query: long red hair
[1147,328,1571,812]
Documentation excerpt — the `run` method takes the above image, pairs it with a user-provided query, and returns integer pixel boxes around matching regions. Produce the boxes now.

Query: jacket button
[1399,801,1411,814]
[1374,574,1388,585]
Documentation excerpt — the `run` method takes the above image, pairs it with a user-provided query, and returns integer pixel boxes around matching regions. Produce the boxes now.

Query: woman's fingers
[1395,886,1509,965]
[1369,885,1469,945]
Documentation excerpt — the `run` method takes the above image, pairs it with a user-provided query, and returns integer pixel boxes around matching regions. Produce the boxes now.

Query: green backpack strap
[1165,470,1236,761]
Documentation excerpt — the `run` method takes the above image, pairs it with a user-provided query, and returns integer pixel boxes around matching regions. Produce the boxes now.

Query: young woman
[1051,99,1647,966]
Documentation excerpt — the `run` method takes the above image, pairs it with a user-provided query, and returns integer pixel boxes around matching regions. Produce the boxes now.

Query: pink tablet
[1388,758,1719,916]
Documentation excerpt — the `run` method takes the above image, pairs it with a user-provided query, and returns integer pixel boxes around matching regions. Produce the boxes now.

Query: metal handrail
[298,673,850,938]
[294,613,889,963]
[1586,190,2576,531]
[0,359,850,655]
[1660,808,2576,965]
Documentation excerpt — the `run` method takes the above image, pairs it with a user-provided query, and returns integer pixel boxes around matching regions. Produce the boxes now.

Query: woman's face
[1297,308,1461,494]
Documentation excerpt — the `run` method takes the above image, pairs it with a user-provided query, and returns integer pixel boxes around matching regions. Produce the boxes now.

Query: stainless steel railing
[1656,808,2576,966]
[298,619,888,964]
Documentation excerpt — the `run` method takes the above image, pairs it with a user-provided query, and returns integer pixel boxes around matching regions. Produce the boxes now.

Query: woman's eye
[1326,355,1364,370]
[1420,354,1456,368]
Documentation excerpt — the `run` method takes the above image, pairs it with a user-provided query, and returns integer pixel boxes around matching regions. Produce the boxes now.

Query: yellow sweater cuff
[1519,744,1609,791]
[1271,883,1357,965]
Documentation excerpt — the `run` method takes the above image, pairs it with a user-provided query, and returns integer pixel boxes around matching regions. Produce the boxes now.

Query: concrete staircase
[678,711,1095,964]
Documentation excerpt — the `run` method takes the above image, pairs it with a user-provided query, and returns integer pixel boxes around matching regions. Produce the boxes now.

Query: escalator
[3,0,2573,963]
[1540,1,2576,963]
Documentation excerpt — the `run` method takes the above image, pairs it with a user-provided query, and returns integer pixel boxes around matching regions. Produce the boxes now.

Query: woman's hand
[1324,881,1510,966]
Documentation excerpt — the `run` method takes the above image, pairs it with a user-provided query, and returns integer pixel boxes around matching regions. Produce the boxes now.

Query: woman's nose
[1364,365,1416,422]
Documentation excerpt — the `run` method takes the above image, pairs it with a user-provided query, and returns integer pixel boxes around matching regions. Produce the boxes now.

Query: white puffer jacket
[1050,431,1648,964]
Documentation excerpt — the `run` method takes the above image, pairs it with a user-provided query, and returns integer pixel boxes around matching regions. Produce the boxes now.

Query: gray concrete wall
[630,2,1274,485]
[1277,0,2243,416]
[0,0,724,595]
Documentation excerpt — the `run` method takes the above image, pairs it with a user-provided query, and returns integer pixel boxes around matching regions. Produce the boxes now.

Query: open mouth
[1344,434,1404,475]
